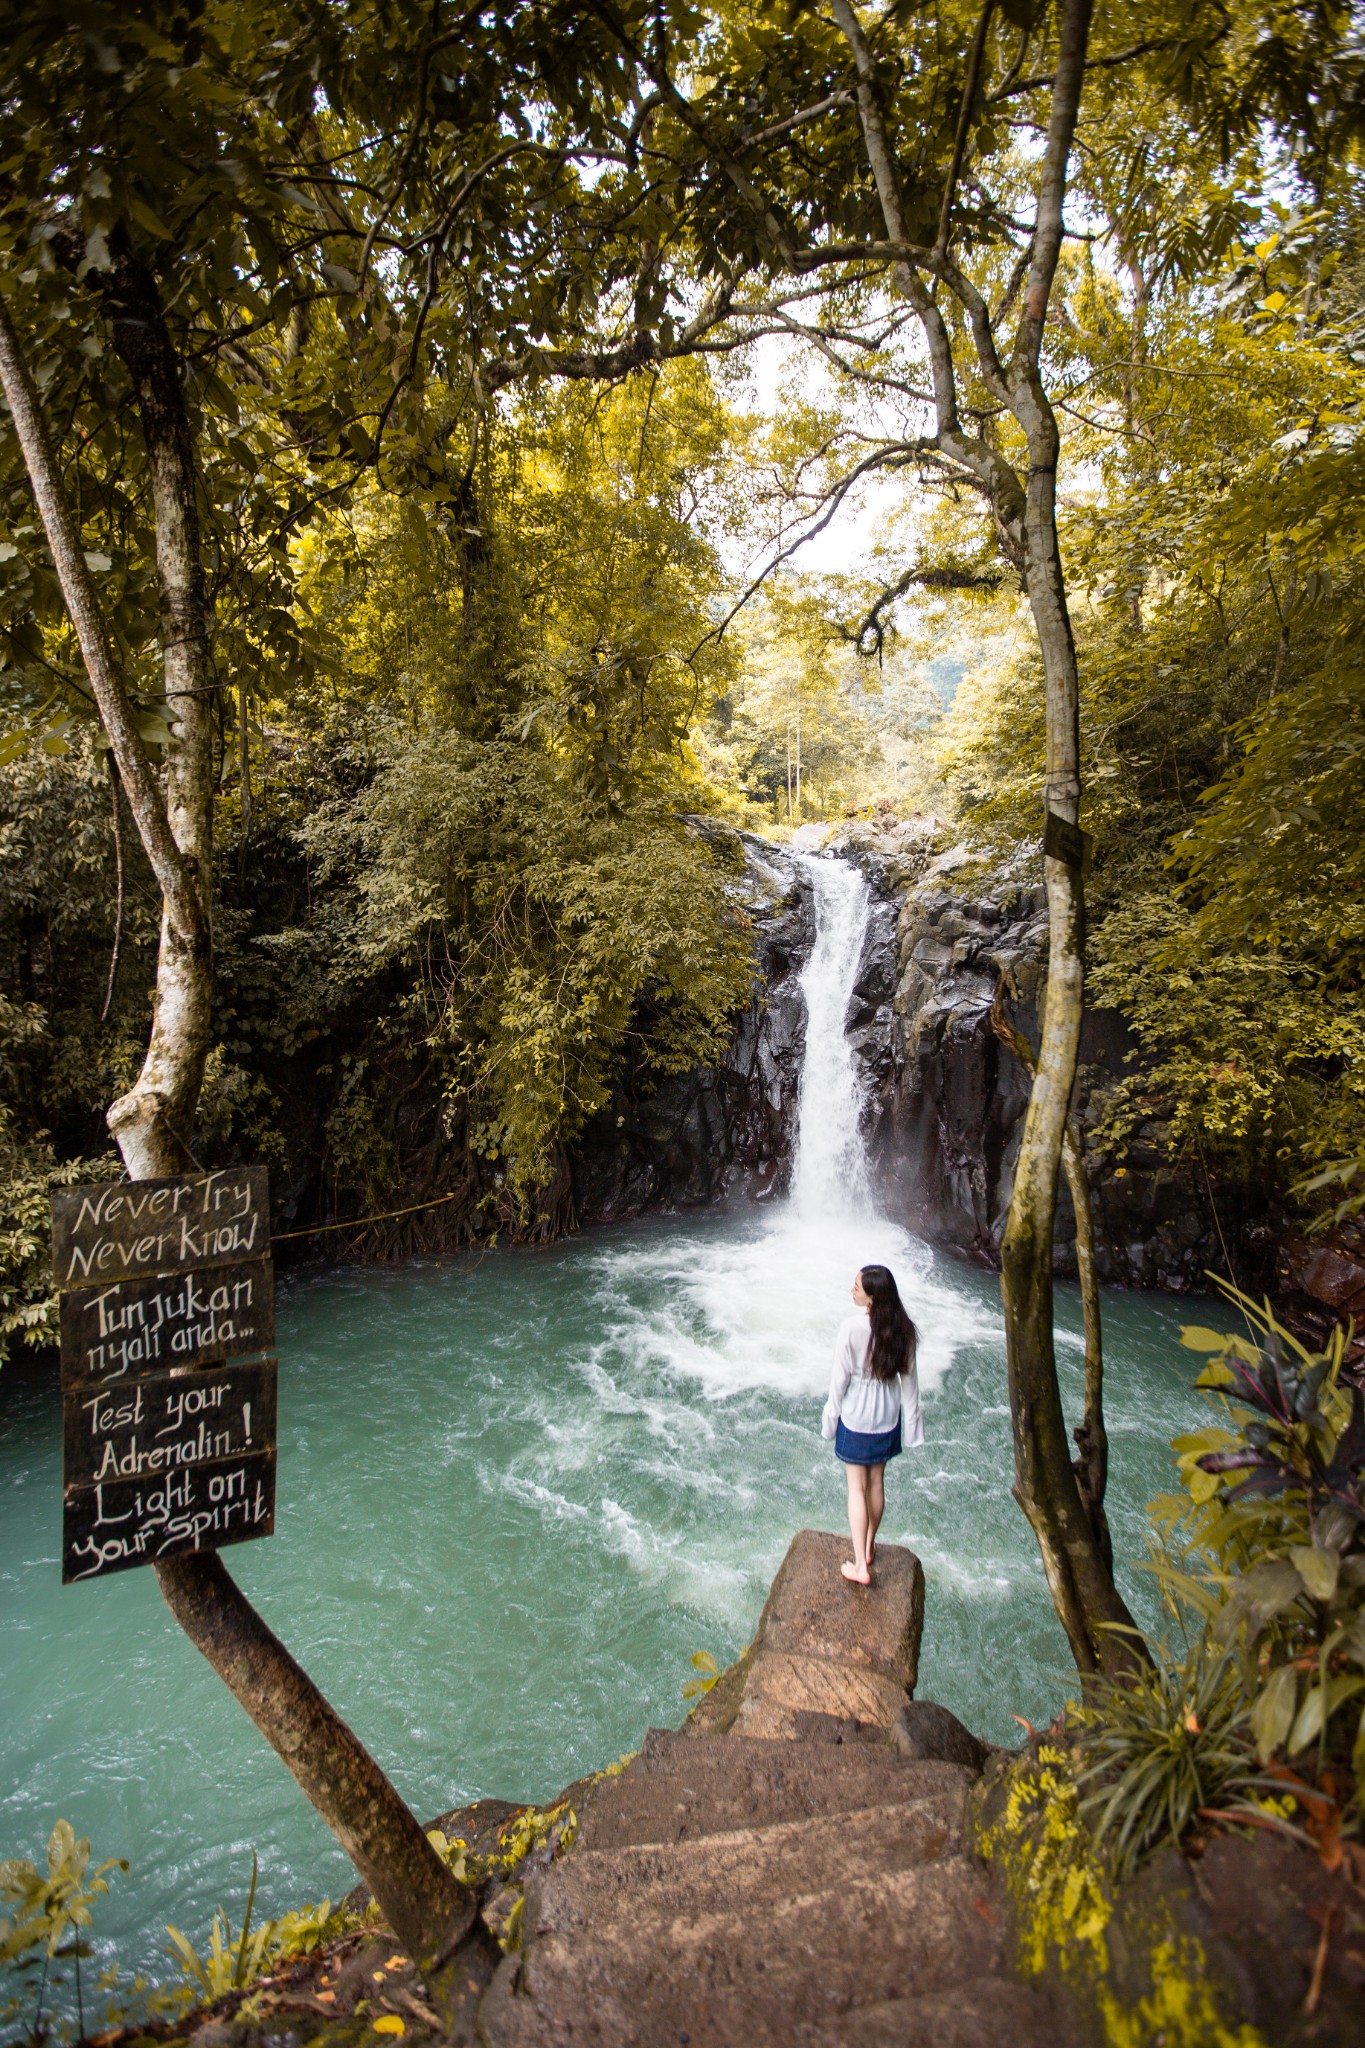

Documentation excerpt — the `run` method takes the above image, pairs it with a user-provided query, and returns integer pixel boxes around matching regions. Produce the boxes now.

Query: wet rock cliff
[572,833,814,1222]
[828,818,1252,1290]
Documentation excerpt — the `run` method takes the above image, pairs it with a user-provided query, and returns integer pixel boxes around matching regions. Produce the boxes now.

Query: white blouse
[821,1311,924,1445]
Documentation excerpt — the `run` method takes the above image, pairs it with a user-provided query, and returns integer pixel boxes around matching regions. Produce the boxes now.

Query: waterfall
[790,855,873,1217]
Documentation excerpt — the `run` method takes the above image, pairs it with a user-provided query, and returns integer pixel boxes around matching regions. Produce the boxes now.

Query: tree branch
[1012,0,1095,372]
[0,290,202,943]
[936,1,996,257]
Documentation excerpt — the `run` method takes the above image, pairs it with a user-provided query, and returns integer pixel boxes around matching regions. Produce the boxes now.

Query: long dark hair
[860,1265,918,1383]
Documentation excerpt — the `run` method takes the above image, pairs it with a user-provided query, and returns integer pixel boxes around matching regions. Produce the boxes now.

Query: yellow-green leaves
[681,1650,720,1699]
[1171,1425,1238,1505]
[1289,1544,1340,1604]
[1251,1664,1298,1761]
[0,1818,126,1967]
[1179,1326,1232,1352]
[1212,1558,1304,1645]
[1288,1674,1365,1757]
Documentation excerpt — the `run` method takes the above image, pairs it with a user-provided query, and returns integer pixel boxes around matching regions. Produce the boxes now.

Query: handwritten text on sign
[51,1168,269,1289]
[58,1261,274,1385]
[62,1450,276,1583]
[51,1167,278,1584]
[63,1357,277,1490]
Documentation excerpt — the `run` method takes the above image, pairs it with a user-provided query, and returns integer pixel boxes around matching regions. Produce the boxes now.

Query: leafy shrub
[1153,1290,1365,1824]
[0,1112,117,1365]
[0,1820,126,2041]
[1075,1639,1256,1879]
[165,1852,357,2002]
[302,727,755,1208]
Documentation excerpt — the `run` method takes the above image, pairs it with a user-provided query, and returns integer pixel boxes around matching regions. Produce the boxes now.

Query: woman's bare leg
[841,1465,872,1584]
[867,1464,886,1563]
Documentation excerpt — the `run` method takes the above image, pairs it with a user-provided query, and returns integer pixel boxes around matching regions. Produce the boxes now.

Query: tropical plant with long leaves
[1151,1292,1365,1816]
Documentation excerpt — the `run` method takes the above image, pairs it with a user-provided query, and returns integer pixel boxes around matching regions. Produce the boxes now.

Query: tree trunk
[999,392,1140,1675]
[825,0,1139,1673]
[156,1554,476,1966]
[992,982,1115,1591]
[0,281,472,1972]
[1062,1119,1111,1570]
[238,683,253,859]
[103,256,217,1173]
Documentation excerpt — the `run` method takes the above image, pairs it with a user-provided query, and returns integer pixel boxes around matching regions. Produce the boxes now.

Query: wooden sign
[58,1260,274,1386]
[63,1357,277,1490]
[51,1167,269,1290]
[62,1449,276,1583]
[51,1168,278,1585]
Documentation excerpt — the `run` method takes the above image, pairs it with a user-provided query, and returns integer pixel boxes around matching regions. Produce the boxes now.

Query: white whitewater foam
[581,850,1002,1406]
[791,855,874,1217]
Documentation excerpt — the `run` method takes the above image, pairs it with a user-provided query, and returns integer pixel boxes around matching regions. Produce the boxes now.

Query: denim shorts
[834,1417,903,1466]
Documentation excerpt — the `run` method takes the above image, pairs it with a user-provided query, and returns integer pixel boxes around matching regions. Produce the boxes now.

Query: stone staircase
[478,1531,1068,2048]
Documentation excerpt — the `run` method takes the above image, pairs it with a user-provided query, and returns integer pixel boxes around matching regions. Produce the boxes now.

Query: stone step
[481,1973,1065,2048]
[812,1980,1068,2048]
[532,1798,966,1933]
[575,1729,972,1852]
[483,1855,1014,2048]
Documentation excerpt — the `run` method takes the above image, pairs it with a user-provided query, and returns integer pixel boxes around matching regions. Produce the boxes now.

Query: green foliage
[0,0,658,753]
[0,1113,117,1363]
[1075,1642,1256,1881]
[978,1745,1268,2048]
[0,1822,125,1969]
[1,350,758,1256]
[304,723,752,1209]
[165,1851,357,2002]
[927,176,1365,1203]
[0,1820,126,2041]
[1149,1294,1365,1826]
[1069,1291,1365,1879]
[705,588,883,824]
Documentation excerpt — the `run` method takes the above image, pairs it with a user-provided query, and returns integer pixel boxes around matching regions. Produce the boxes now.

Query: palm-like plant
[1075,1638,1256,1880]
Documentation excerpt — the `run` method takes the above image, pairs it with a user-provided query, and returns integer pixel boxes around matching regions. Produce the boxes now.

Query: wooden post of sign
[47,1167,478,1979]
[51,1169,278,1583]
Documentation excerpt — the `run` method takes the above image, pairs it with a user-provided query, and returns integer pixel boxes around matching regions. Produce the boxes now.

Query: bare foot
[841,1560,871,1585]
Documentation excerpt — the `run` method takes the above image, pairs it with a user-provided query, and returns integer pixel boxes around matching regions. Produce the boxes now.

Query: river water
[1,856,1212,1980]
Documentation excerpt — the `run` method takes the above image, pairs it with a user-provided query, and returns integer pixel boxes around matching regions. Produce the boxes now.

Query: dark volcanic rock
[571,830,814,1221]
[830,819,1261,1290]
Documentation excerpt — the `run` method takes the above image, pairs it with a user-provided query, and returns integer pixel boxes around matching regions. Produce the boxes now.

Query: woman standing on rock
[822,1266,922,1584]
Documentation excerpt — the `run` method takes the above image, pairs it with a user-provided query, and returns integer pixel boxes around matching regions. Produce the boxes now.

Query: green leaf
[1288,1673,1365,1754]
[1288,1544,1339,1603]
[1180,1326,1243,1354]
[1251,1663,1297,1761]
[1212,1557,1303,1643]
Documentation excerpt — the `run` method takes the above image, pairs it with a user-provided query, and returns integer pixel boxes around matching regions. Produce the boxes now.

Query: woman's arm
[821,1325,854,1439]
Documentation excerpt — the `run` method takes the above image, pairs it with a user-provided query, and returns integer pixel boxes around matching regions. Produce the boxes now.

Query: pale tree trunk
[103,257,216,1175]
[1064,1118,1111,1572]
[831,0,1141,1675]
[991,985,1113,1582]
[1003,415,1134,1672]
[996,0,1138,1675]
[0,286,473,1970]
